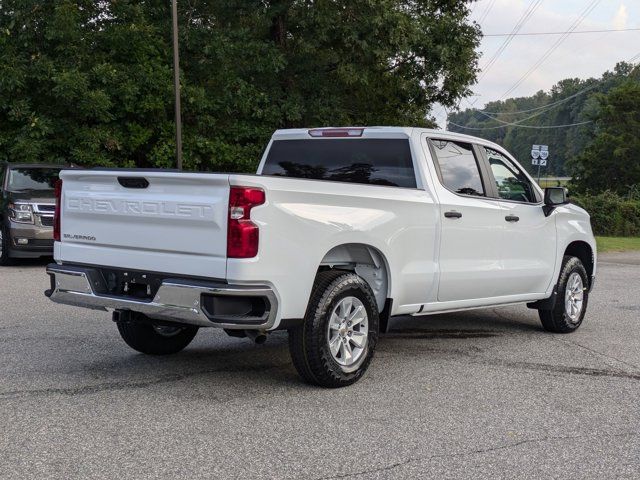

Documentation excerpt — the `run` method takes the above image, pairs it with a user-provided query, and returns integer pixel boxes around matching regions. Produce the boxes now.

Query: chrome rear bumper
[45,264,278,330]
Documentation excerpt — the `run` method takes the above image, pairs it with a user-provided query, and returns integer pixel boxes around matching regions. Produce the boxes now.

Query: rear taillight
[53,179,62,241]
[227,186,265,258]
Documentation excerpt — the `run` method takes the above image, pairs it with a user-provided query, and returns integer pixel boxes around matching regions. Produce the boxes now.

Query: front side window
[7,168,61,192]
[429,139,484,197]
[485,148,537,203]
[262,139,417,188]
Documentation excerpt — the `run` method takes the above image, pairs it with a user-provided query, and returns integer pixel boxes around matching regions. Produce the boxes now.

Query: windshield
[7,168,61,191]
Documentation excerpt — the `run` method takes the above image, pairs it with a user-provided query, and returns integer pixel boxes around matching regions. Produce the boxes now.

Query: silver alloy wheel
[152,324,184,337]
[564,272,584,323]
[327,296,369,370]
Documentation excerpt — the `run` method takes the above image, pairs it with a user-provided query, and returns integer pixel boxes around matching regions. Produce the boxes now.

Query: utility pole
[171,0,182,170]
[537,162,542,184]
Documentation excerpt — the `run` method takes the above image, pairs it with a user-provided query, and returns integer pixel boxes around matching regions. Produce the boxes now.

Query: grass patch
[537,178,569,188]
[596,236,640,252]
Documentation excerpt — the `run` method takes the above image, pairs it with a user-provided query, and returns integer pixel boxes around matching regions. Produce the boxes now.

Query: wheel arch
[318,243,391,314]
[564,240,594,288]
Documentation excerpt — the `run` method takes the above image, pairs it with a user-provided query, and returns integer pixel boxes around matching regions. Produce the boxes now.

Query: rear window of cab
[262,139,417,188]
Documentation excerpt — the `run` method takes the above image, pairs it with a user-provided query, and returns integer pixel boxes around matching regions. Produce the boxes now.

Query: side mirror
[543,187,568,216]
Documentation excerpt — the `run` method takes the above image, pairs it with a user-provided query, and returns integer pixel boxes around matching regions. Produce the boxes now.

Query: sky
[433,0,640,128]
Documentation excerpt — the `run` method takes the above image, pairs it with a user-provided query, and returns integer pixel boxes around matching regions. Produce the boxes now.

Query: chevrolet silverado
[45,127,596,387]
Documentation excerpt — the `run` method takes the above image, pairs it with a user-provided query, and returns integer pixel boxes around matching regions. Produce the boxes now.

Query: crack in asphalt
[317,432,640,479]
[384,342,640,381]
[0,363,290,400]
[477,357,640,381]
[381,316,640,382]
[551,335,640,371]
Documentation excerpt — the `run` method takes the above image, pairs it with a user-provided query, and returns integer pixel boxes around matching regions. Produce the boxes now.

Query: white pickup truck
[45,127,596,387]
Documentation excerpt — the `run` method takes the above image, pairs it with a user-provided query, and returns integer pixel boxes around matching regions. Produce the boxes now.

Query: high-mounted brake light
[227,186,265,258]
[53,179,63,242]
[308,128,364,138]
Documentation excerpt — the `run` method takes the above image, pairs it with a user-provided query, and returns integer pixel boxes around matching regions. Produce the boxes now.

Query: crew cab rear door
[57,170,230,279]
[425,137,506,302]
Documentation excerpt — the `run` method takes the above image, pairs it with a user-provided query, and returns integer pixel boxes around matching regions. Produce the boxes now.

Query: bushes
[571,191,640,237]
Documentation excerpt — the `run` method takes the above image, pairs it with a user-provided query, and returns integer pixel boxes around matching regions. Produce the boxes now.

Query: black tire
[539,255,589,333]
[116,312,199,355]
[289,270,379,388]
[0,224,13,266]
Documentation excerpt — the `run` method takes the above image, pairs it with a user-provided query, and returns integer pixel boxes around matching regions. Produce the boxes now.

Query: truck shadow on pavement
[5,308,638,401]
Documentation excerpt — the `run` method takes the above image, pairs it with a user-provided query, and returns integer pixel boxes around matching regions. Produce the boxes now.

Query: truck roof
[271,127,499,148]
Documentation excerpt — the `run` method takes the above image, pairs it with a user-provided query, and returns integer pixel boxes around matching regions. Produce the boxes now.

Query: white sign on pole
[540,145,549,160]
[531,145,541,159]
[531,144,549,166]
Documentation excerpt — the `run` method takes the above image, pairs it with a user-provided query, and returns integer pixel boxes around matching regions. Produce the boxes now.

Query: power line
[483,27,640,37]
[447,118,592,130]
[444,42,640,132]
[476,0,497,26]
[477,0,543,84]
[500,0,602,99]
[448,48,640,130]
[478,82,600,116]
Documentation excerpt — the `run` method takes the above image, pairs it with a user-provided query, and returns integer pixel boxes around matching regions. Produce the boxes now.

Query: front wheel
[116,311,199,355]
[539,255,589,333]
[0,224,13,266]
[289,271,379,388]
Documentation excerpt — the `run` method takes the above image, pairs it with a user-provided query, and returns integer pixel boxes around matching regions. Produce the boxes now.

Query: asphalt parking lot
[1,254,639,479]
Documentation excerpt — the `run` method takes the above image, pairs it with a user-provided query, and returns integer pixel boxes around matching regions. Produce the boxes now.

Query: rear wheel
[539,256,589,333]
[0,224,13,266]
[289,271,379,388]
[115,311,199,355]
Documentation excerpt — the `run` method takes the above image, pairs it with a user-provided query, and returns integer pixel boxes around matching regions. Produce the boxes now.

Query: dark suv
[1,163,63,265]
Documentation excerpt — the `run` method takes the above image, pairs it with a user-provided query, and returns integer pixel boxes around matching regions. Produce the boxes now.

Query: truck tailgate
[57,170,230,279]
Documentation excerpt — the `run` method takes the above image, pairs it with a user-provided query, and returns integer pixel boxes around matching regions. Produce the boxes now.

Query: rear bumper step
[45,264,278,330]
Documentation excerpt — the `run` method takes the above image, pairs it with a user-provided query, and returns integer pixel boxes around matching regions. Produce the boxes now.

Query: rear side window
[429,140,484,197]
[262,139,417,188]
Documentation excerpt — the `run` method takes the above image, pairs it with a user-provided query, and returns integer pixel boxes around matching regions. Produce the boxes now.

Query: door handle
[444,211,462,219]
[505,215,520,222]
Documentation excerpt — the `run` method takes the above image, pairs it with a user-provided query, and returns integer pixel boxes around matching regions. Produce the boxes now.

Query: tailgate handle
[118,177,149,189]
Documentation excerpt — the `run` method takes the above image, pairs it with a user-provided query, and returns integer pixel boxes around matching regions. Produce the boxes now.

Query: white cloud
[433,0,640,128]
[612,3,628,29]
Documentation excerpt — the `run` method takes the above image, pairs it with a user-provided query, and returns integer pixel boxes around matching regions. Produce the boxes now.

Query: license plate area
[100,268,164,301]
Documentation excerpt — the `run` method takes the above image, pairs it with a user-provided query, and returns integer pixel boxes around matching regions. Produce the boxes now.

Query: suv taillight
[227,186,265,258]
[53,179,62,241]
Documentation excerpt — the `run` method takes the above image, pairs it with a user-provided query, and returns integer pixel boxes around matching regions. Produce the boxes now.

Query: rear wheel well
[564,241,594,287]
[317,244,392,331]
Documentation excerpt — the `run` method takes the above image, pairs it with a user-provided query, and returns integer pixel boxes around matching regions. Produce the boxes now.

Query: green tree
[0,0,481,171]
[447,62,637,176]
[568,79,640,195]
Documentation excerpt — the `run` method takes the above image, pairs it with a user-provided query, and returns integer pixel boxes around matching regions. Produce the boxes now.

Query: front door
[483,147,557,296]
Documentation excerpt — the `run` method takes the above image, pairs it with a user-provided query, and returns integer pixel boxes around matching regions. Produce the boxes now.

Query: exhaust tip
[245,330,267,344]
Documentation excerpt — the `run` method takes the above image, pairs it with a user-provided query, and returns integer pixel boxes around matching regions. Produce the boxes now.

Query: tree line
[448,62,640,196]
[0,0,480,172]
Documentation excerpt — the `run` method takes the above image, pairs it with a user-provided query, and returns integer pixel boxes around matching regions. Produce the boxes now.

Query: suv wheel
[115,311,199,355]
[539,255,589,333]
[0,224,13,266]
[289,270,379,388]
